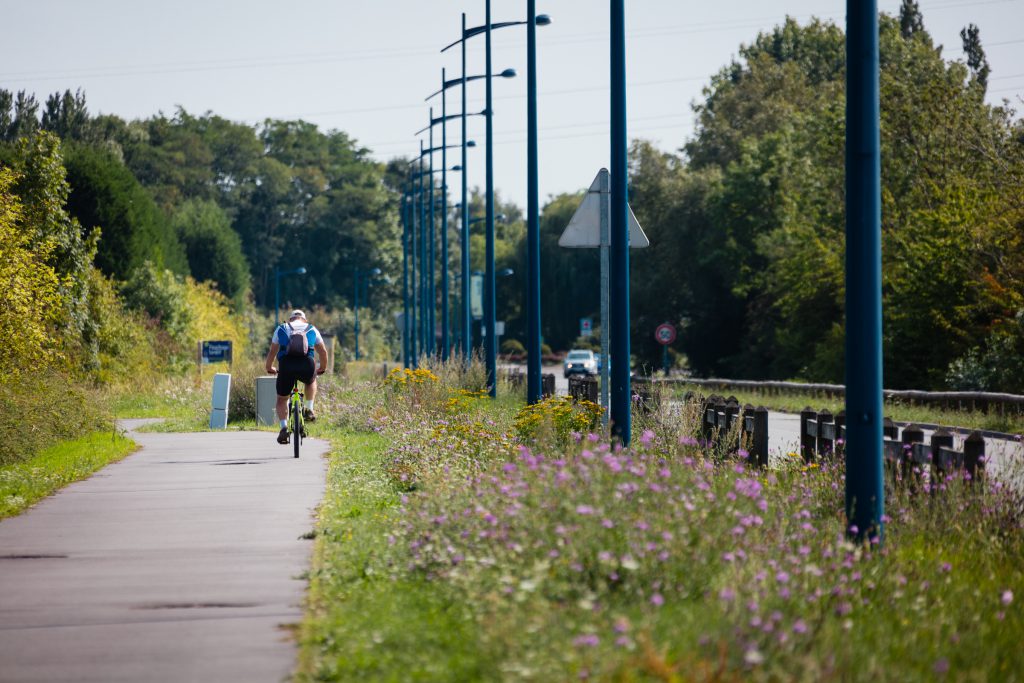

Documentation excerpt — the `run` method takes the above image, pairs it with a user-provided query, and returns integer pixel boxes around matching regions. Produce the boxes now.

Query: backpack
[284,322,310,358]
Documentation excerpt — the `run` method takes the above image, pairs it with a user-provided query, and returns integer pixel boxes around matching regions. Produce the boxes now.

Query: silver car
[563,349,598,378]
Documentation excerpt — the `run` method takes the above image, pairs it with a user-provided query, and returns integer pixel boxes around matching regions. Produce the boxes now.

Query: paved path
[0,420,328,683]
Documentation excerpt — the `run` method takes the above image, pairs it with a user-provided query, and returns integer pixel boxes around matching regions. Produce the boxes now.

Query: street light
[417,137,475,360]
[442,3,549,396]
[353,266,382,361]
[274,266,307,327]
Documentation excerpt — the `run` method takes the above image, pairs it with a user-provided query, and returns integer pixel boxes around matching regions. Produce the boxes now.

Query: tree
[960,24,990,94]
[172,198,250,305]
[41,89,90,141]
[899,0,924,39]
[0,91,41,142]
[64,143,188,280]
[0,166,64,377]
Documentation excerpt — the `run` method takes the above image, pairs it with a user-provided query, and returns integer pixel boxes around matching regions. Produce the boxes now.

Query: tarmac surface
[0,419,328,683]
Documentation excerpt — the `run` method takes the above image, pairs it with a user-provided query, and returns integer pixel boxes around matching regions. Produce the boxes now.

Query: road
[0,419,328,683]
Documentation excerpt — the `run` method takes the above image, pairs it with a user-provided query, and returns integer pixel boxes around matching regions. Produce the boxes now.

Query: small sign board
[580,317,593,337]
[481,321,506,337]
[201,340,233,364]
[470,274,483,320]
[655,323,676,346]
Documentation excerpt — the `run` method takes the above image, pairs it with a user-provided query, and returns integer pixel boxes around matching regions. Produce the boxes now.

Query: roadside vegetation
[296,364,1023,681]
[0,431,135,519]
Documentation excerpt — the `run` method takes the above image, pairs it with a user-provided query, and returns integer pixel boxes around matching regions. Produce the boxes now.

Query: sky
[3,0,1022,209]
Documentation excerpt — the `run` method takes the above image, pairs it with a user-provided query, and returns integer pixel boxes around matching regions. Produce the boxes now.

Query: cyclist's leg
[297,357,318,420]
[275,363,297,443]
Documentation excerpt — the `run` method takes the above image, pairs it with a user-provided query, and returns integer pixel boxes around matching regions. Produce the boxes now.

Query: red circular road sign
[655,323,676,345]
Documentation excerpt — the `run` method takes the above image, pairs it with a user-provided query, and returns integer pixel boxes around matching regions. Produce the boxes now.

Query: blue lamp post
[401,188,413,368]
[429,45,516,366]
[274,266,307,327]
[418,105,481,361]
[353,266,382,361]
[414,141,471,360]
[610,0,630,443]
[845,0,885,543]
[442,2,550,396]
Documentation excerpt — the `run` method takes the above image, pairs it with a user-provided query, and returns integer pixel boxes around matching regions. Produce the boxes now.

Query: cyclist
[265,310,328,444]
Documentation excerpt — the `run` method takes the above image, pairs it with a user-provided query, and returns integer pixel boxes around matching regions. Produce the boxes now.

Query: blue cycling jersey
[273,322,323,360]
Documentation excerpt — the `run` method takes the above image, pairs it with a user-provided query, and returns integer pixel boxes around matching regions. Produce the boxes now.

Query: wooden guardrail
[674,392,991,480]
[501,370,555,398]
[568,375,599,404]
[697,394,770,468]
[633,376,1024,415]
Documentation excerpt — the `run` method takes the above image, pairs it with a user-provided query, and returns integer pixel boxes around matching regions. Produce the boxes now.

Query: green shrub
[227,360,264,423]
[500,338,526,355]
[0,372,110,466]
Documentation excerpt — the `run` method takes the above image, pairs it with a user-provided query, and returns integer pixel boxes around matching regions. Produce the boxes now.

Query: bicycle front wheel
[292,399,301,459]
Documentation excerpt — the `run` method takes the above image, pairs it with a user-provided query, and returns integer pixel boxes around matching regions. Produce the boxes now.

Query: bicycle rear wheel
[292,398,301,459]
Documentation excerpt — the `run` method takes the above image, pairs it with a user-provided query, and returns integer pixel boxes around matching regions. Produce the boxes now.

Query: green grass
[295,427,494,681]
[296,372,1024,681]
[0,431,137,519]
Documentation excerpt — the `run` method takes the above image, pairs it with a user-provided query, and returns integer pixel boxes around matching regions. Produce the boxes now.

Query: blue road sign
[201,340,233,365]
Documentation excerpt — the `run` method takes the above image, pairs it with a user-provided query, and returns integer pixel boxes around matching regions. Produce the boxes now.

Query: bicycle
[288,381,305,459]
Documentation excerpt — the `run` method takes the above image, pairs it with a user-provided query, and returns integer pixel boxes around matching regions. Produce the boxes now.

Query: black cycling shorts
[276,355,316,396]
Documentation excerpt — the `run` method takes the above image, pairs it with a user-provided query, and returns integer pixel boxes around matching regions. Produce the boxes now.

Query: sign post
[559,168,648,430]
[579,317,593,338]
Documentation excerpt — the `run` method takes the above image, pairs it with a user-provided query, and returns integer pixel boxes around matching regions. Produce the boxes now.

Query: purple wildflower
[573,634,600,648]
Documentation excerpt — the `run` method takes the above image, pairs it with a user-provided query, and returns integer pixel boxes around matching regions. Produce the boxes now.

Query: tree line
[2,1,1022,393]
[512,2,1024,392]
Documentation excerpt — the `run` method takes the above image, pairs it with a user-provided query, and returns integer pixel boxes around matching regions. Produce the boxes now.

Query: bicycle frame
[289,382,304,458]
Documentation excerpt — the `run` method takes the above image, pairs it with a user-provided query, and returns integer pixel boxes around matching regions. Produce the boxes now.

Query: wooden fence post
[816,408,835,460]
[702,395,721,448]
[541,373,555,398]
[834,410,847,455]
[800,407,817,463]
[930,427,954,492]
[901,424,925,491]
[752,406,769,468]
[725,397,740,453]
[964,430,986,483]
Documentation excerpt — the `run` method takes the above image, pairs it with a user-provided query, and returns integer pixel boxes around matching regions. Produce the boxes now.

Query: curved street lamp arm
[441,20,529,53]
[425,73,493,101]
[414,110,487,136]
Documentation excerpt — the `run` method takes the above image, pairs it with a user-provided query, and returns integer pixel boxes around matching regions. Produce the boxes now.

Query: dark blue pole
[428,111,436,356]
[274,268,280,328]
[461,12,471,362]
[441,70,451,362]
[419,143,427,360]
[402,189,410,368]
[526,0,541,404]
[484,0,497,397]
[353,268,361,361]
[845,0,884,542]
[407,181,415,366]
[610,0,630,444]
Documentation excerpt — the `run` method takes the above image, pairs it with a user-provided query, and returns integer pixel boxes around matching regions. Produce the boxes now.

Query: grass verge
[298,369,1023,681]
[0,430,136,519]
[295,427,493,681]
